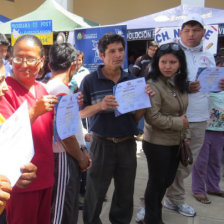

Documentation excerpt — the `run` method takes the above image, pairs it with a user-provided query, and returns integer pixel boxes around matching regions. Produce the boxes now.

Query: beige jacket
[144,76,189,146]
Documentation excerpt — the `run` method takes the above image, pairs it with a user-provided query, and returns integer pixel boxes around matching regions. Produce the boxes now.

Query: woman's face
[158,53,180,78]
[12,39,44,88]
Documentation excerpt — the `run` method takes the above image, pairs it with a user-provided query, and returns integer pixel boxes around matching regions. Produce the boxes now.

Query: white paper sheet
[196,67,224,92]
[0,101,34,187]
[113,77,151,116]
[55,93,79,140]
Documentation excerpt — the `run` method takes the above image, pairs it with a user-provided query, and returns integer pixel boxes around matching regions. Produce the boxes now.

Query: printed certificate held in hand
[0,101,34,187]
[113,77,151,117]
[54,93,79,142]
[196,67,224,92]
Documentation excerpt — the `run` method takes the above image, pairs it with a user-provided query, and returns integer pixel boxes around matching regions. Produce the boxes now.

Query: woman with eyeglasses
[0,35,58,224]
[0,72,37,224]
[143,43,189,224]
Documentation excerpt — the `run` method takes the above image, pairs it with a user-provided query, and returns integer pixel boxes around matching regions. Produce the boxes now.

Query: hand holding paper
[54,93,79,142]
[0,101,34,187]
[0,175,11,215]
[113,77,151,116]
[196,67,224,92]
[100,95,118,111]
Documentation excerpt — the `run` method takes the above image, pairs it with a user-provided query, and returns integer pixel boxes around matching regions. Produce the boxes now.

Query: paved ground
[78,141,224,224]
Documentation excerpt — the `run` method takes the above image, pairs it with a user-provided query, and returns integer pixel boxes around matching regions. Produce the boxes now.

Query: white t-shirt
[46,78,86,153]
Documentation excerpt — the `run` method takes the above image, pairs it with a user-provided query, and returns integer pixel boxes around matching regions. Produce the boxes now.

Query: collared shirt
[80,65,138,137]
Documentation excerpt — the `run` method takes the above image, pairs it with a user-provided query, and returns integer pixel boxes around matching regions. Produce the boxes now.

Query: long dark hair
[148,43,188,93]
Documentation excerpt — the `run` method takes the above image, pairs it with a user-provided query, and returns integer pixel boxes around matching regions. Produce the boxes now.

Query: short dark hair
[98,33,125,55]
[148,40,158,47]
[0,33,10,46]
[13,35,44,57]
[149,43,188,93]
[77,50,84,59]
[49,43,78,72]
[181,20,204,30]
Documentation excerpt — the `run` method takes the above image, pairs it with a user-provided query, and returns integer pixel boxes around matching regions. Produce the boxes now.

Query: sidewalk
[78,141,224,224]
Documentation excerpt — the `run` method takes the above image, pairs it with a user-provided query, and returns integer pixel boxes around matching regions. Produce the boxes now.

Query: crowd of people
[0,12,224,224]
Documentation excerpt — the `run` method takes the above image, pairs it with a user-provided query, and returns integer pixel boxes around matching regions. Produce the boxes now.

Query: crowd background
[0,12,224,224]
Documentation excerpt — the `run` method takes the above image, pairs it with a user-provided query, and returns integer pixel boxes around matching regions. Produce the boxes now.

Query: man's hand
[219,78,224,91]
[189,81,201,93]
[16,163,37,189]
[78,150,92,172]
[77,92,84,107]
[100,95,119,111]
[145,84,155,98]
[0,175,12,206]
[85,133,92,142]
[83,150,92,171]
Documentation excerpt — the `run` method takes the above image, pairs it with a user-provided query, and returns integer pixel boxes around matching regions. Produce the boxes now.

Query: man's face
[99,42,125,69]
[147,46,158,58]
[180,24,205,48]
[0,45,8,59]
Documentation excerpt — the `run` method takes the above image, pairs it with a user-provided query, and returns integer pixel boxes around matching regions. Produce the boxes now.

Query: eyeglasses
[159,43,181,51]
[12,57,42,66]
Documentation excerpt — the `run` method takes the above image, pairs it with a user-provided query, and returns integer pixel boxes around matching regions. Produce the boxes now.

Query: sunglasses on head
[159,43,181,51]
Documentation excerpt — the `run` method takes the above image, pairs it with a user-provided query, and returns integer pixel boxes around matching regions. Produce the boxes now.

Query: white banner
[155,25,218,55]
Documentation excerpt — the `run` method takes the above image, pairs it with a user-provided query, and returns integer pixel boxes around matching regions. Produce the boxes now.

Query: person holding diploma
[80,33,153,224]
[163,14,216,217]
[0,72,37,223]
[192,58,224,204]
[143,43,189,224]
[0,35,58,224]
[46,42,91,224]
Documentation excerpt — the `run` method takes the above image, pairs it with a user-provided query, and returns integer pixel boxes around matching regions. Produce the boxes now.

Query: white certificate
[113,77,151,116]
[196,67,224,92]
[0,101,34,187]
[55,93,79,141]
